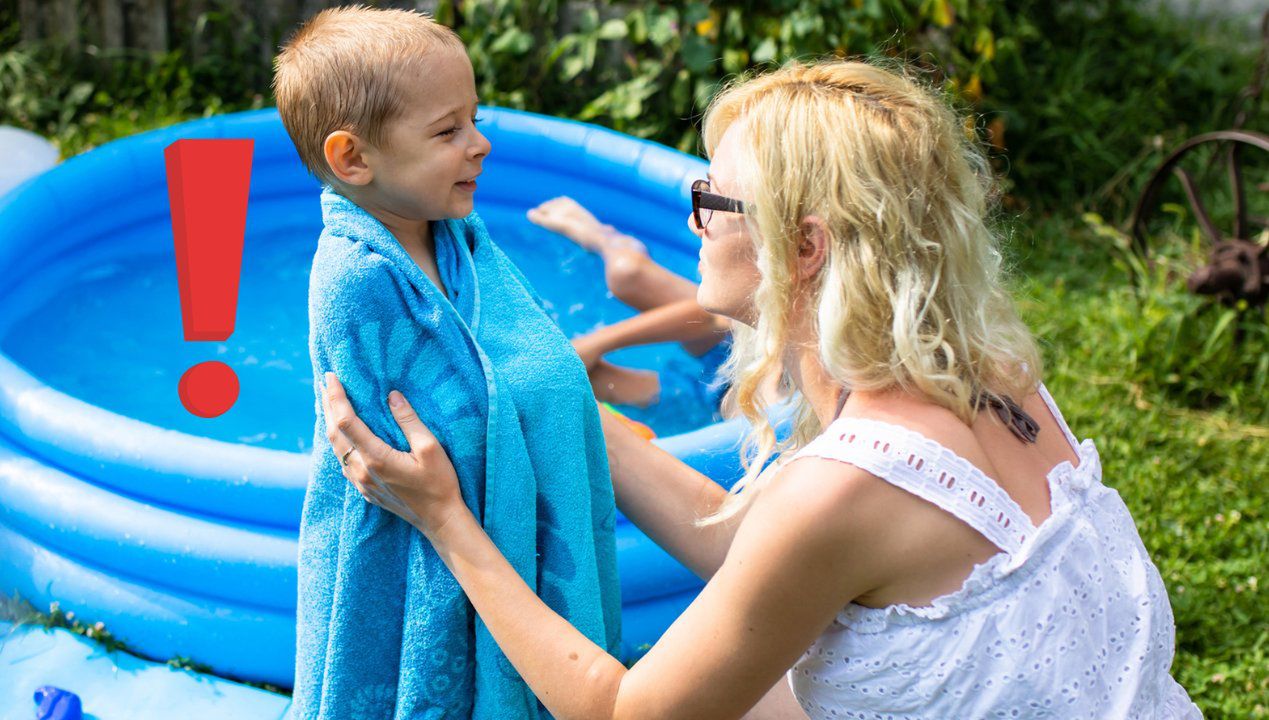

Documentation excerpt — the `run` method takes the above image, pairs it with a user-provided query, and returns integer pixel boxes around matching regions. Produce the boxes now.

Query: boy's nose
[470,127,491,160]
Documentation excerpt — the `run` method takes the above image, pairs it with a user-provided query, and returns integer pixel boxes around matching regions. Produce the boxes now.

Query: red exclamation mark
[164,139,253,418]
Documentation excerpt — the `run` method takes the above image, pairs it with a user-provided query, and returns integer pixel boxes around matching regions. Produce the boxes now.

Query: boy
[274,8,621,719]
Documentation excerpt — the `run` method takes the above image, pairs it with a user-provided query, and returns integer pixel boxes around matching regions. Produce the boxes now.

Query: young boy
[274,8,621,719]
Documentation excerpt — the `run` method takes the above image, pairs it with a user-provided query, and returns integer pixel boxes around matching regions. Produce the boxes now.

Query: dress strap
[791,417,1038,555]
[1037,383,1081,455]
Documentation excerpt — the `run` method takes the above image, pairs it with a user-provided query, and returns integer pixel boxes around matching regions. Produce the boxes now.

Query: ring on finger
[340,446,356,466]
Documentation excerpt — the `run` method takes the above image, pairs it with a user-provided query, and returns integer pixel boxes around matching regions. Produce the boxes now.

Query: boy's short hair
[272,5,464,186]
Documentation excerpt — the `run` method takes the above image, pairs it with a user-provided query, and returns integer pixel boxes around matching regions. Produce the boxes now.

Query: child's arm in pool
[598,407,745,580]
[573,298,729,368]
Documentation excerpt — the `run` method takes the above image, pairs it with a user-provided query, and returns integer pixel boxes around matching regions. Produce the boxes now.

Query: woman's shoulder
[777,402,1005,525]
[774,431,957,536]
[745,449,950,605]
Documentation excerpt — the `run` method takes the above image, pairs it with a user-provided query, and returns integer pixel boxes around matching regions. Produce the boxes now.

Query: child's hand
[527,196,608,250]
[322,373,466,541]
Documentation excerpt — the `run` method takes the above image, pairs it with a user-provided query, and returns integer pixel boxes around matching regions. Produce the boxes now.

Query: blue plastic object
[1,622,290,719]
[33,686,83,720]
[0,108,793,686]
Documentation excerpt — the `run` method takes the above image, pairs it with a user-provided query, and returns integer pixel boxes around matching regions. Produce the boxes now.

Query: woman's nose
[686,212,704,239]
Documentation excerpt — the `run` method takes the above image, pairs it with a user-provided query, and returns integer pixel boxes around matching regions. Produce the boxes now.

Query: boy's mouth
[455,177,478,193]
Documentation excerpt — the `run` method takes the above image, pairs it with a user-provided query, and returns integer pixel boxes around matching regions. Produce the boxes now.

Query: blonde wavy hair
[700,59,1041,525]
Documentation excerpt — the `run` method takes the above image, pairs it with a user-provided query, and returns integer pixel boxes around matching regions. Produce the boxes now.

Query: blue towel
[293,189,622,719]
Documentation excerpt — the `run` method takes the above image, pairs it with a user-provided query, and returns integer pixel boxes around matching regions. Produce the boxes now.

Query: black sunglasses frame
[691,179,748,230]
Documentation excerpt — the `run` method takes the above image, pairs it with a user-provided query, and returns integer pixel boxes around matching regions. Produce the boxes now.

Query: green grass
[1005,211,1268,719]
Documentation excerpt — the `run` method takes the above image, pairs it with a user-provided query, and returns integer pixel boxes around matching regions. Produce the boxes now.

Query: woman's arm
[323,376,871,720]
[598,406,744,580]
[425,464,849,720]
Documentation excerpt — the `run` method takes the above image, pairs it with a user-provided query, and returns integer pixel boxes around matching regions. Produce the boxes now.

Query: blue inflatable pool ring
[0,108,790,686]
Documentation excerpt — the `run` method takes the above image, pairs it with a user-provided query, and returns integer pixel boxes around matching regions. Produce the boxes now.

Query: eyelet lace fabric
[785,387,1202,719]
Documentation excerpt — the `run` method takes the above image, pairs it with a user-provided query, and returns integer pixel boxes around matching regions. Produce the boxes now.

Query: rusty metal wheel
[1129,132,1269,306]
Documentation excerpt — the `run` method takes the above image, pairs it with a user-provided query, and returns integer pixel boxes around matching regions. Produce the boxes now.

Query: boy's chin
[446,198,475,218]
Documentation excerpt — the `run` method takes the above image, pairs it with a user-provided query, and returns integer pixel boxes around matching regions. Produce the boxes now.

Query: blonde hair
[272,5,464,186]
[701,59,1041,525]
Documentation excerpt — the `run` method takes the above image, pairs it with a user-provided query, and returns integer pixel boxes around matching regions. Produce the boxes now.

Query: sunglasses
[691,179,748,230]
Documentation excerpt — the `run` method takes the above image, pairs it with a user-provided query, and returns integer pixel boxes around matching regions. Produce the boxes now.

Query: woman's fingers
[321,385,355,462]
[321,378,356,462]
[387,390,440,458]
[320,375,410,514]
[323,372,398,469]
[320,375,462,533]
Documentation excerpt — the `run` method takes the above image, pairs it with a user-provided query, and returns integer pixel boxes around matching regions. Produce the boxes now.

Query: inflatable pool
[0,108,781,687]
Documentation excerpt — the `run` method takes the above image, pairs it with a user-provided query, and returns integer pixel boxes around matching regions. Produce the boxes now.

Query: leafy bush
[981,0,1260,213]
[454,0,1007,152]
[4,0,1257,211]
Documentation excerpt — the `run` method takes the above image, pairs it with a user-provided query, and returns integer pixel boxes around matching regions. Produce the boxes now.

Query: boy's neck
[348,189,435,256]
[382,215,434,258]
[338,187,447,295]
[371,205,446,296]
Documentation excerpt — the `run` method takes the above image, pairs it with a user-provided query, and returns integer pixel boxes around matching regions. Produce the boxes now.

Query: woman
[323,60,1200,719]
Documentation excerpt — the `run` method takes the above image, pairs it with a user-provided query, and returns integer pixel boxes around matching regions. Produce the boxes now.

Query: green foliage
[0,1,265,157]
[442,0,1262,208]
[1038,211,1269,421]
[2,1,1258,211]
[982,0,1259,213]
[454,0,1008,153]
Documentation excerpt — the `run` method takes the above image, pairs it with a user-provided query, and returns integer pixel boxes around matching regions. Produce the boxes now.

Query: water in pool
[0,202,724,453]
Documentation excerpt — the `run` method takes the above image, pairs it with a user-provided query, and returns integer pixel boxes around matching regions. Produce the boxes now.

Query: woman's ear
[323,130,373,186]
[796,215,829,281]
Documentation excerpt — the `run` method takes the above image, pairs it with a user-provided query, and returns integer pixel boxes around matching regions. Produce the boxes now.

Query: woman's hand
[322,372,467,540]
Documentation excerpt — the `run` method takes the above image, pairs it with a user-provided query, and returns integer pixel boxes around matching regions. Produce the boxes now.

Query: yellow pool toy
[600,402,656,441]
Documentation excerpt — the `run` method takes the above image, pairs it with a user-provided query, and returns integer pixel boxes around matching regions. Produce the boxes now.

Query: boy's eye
[437,116,482,138]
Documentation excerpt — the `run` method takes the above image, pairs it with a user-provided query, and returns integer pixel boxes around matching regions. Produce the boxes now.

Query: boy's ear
[323,130,373,186]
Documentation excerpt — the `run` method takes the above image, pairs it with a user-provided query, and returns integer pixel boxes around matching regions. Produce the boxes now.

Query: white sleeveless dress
[784,387,1201,719]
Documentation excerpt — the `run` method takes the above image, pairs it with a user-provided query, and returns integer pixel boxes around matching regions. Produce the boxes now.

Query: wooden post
[48,0,82,50]
[125,0,170,52]
[17,0,44,44]
[172,0,210,63]
[97,0,126,51]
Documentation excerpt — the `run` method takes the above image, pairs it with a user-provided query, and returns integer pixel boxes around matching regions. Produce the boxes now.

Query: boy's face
[361,49,490,221]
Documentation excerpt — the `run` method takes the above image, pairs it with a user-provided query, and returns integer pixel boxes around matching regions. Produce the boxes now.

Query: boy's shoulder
[308,226,410,314]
